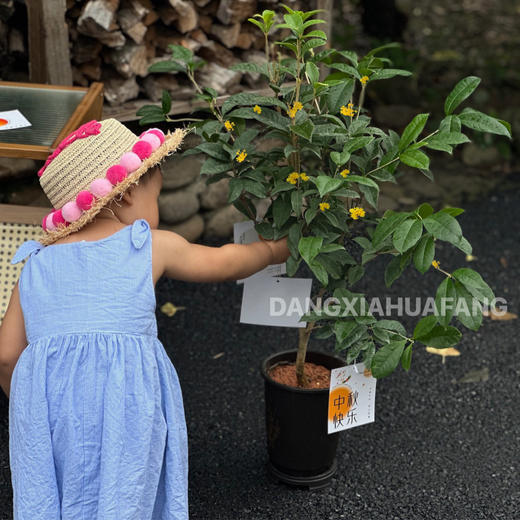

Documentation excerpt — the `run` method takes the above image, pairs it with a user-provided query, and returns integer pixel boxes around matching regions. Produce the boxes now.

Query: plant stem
[295,287,326,387]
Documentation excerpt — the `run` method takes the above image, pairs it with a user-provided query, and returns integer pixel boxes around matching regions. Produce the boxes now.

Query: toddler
[0,118,289,519]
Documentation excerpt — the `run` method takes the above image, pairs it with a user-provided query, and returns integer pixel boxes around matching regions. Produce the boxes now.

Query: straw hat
[37,118,187,246]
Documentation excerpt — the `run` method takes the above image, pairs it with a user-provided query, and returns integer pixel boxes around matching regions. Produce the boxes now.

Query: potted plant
[138,5,511,488]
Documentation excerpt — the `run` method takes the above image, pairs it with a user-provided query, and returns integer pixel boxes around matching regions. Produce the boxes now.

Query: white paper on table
[240,276,312,328]
[327,363,377,434]
[0,110,32,131]
[233,220,286,284]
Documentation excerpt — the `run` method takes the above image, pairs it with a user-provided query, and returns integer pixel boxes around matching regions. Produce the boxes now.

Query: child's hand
[259,235,290,265]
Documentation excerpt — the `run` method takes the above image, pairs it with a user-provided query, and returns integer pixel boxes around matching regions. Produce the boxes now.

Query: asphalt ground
[1,185,519,519]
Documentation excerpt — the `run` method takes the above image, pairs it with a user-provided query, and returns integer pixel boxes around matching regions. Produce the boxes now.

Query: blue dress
[9,219,189,519]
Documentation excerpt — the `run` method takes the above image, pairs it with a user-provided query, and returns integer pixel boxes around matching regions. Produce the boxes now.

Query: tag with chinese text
[328,363,376,434]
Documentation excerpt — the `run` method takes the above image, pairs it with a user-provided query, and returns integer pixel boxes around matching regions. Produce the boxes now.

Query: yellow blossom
[319,202,330,211]
[340,105,356,117]
[253,105,262,114]
[340,169,350,178]
[293,101,303,111]
[286,172,300,185]
[287,107,297,119]
[360,75,369,85]
[300,172,309,181]
[432,260,440,269]
[235,149,247,163]
[224,120,235,132]
[349,207,366,220]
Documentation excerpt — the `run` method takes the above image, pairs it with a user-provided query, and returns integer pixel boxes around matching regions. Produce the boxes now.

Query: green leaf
[416,203,434,219]
[399,149,430,169]
[136,104,165,117]
[138,113,167,125]
[346,174,378,189]
[291,189,303,217]
[253,107,288,131]
[304,29,327,39]
[372,212,409,249]
[148,60,185,73]
[326,80,355,114]
[416,325,461,348]
[452,268,494,304]
[453,280,482,331]
[368,68,413,81]
[435,277,457,327]
[334,320,358,343]
[330,62,361,79]
[195,142,229,161]
[200,158,230,175]
[373,319,407,337]
[423,212,464,249]
[306,62,320,83]
[309,259,328,286]
[439,115,462,133]
[371,341,406,378]
[399,113,429,152]
[384,255,404,288]
[401,344,413,371]
[444,76,481,115]
[348,265,364,286]
[314,176,343,197]
[458,108,512,138]
[298,236,323,264]
[287,222,302,259]
[393,219,423,253]
[222,94,286,115]
[413,314,438,339]
[168,44,193,63]
[161,90,171,114]
[345,136,374,153]
[272,197,292,227]
[413,235,435,273]
[292,119,314,140]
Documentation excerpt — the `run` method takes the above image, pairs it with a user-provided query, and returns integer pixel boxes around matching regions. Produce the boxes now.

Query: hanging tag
[240,276,312,328]
[327,363,376,434]
[233,221,286,284]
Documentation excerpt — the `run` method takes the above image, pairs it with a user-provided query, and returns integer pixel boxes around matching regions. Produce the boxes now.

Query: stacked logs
[66,0,304,107]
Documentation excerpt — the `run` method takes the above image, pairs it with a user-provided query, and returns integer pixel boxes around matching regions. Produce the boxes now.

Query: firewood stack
[65,0,305,108]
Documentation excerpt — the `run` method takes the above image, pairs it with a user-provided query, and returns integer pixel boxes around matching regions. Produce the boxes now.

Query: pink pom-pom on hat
[140,128,165,144]
[140,133,161,152]
[42,215,47,231]
[62,201,82,223]
[90,178,113,198]
[52,209,66,227]
[132,140,153,160]
[119,151,142,173]
[45,213,56,231]
[76,190,94,211]
[106,164,127,185]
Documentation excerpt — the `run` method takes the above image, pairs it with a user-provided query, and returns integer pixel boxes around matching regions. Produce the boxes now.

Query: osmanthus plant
[138,5,511,385]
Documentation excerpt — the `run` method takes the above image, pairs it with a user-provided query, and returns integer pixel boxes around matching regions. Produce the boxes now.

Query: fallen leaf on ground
[426,346,461,364]
[500,256,508,268]
[457,367,489,383]
[160,302,186,317]
[483,308,517,321]
[212,352,225,359]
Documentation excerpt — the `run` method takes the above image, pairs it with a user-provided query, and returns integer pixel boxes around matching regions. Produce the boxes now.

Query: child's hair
[137,165,161,186]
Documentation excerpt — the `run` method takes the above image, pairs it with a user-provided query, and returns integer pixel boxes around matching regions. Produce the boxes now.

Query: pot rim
[260,349,346,393]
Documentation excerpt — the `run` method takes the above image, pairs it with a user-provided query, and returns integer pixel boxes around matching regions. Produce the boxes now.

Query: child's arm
[0,282,28,398]
[152,229,290,283]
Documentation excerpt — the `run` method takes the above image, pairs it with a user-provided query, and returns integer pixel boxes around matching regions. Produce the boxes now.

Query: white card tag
[240,276,312,328]
[0,110,32,131]
[328,363,376,434]
[233,220,286,284]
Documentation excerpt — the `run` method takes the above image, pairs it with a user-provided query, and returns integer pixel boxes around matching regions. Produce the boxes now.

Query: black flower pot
[260,349,346,490]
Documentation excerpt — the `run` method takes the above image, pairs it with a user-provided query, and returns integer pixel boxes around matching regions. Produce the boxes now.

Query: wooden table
[0,81,103,159]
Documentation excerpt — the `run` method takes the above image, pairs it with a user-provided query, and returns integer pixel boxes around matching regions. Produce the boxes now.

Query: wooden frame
[0,204,49,226]
[0,81,104,160]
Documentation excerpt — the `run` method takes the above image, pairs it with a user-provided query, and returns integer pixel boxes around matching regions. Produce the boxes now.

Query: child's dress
[8,218,189,520]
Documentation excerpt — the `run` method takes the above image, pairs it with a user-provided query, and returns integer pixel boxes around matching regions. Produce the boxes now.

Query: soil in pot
[268,361,331,389]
